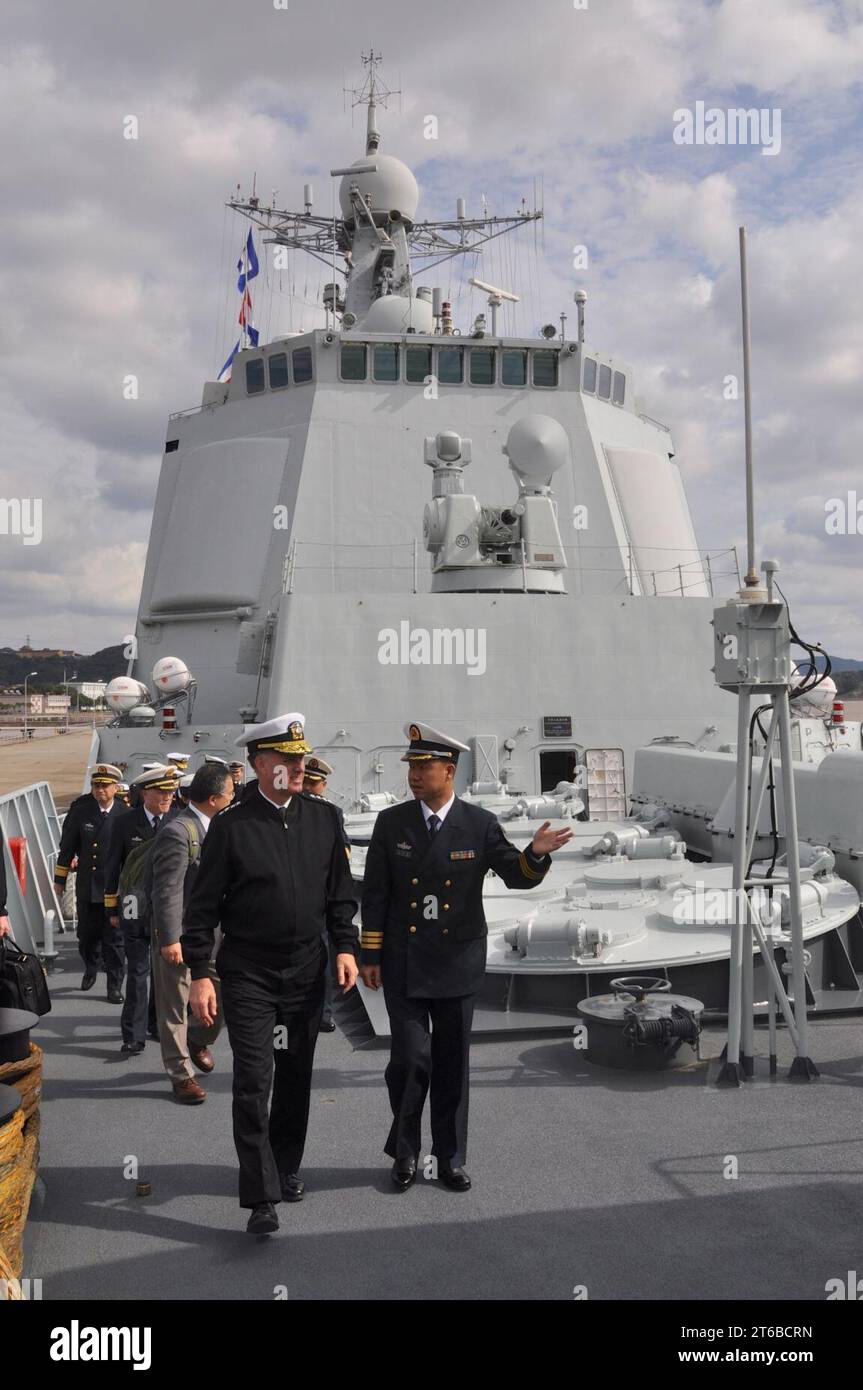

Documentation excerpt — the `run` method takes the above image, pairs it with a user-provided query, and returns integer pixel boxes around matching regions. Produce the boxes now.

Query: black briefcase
[0,935,52,1016]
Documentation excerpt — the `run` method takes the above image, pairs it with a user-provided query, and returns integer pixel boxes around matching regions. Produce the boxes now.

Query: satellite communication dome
[359,295,435,334]
[503,415,570,486]
[338,154,419,224]
[790,662,837,718]
[152,656,192,696]
[105,677,150,714]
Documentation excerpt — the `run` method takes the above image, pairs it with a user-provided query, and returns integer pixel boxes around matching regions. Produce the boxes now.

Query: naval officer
[105,765,178,1042]
[302,755,348,1033]
[360,722,573,1191]
[182,713,359,1234]
[54,764,126,993]
[228,760,245,800]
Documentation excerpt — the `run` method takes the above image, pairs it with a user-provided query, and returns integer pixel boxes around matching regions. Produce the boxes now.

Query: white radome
[790,662,837,718]
[339,154,419,223]
[152,656,192,695]
[359,295,435,334]
[503,415,570,484]
[105,677,150,714]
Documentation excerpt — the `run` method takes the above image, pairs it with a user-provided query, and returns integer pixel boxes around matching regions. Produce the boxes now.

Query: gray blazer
[150,806,205,947]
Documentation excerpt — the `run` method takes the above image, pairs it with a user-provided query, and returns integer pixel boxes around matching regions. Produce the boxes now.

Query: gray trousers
[150,937,223,1082]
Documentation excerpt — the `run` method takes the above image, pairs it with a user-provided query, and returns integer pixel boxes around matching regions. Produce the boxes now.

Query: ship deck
[22,935,863,1302]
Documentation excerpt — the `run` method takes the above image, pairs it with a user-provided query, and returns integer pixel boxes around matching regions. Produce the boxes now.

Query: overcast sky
[2,0,862,657]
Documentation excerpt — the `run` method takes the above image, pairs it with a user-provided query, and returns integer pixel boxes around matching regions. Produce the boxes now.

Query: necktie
[281,806,290,830]
[427,813,441,838]
[152,816,160,829]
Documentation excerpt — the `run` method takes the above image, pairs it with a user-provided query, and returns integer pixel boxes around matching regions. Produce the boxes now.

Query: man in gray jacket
[150,763,234,1103]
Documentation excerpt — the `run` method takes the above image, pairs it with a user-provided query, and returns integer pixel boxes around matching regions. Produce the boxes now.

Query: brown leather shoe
[172,1077,206,1104]
[190,1047,215,1074]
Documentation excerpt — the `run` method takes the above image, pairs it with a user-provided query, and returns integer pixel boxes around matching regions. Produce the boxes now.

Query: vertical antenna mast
[366,50,380,154]
[344,49,400,156]
[739,226,759,590]
[715,224,817,1090]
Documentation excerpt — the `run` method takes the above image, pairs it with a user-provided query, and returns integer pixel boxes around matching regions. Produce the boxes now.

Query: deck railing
[0,783,64,958]
[281,541,740,598]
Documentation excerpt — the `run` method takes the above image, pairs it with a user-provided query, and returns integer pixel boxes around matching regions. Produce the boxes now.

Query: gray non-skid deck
[22,937,863,1301]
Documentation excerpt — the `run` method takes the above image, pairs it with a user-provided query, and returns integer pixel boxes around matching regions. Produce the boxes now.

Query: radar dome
[105,677,150,714]
[790,663,837,718]
[359,295,435,334]
[339,154,419,224]
[152,656,192,696]
[503,415,570,486]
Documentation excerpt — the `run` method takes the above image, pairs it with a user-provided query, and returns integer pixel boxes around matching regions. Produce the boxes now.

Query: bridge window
[438,347,464,384]
[340,344,367,381]
[269,353,289,390]
[533,350,559,387]
[583,357,597,393]
[469,348,496,385]
[373,344,399,382]
[502,350,528,386]
[597,363,612,400]
[612,371,626,406]
[405,345,432,383]
[245,358,265,395]
[292,346,314,384]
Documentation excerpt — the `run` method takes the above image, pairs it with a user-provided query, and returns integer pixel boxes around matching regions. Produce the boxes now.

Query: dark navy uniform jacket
[360,796,550,998]
[55,794,126,905]
[181,789,359,980]
[103,805,159,913]
[305,791,350,848]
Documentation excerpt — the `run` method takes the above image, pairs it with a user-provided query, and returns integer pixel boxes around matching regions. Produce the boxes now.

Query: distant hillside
[805,653,863,699]
[836,671,863,698]
[0,645,125,688]
[825,656,863,672]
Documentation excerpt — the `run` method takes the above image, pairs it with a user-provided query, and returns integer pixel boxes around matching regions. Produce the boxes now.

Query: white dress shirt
[420,793,455,827]
[188,803,212,836]
[257,789,293,814]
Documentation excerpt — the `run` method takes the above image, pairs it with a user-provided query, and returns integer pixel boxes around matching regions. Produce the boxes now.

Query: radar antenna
[344,48,400,154]
[229,55,540,277]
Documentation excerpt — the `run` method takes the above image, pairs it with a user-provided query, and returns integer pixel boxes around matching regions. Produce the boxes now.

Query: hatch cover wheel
[609,975,672,1002]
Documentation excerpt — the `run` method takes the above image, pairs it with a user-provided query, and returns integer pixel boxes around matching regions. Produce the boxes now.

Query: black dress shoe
[279,1172,305,1202]
[437,1162,471,1192]
[81,971,97,991]
[120,1041,145,1056]
[106,989,124,1004]
[391,1156,418,1190]
[318,1018,336,1033]
[246,1202,279,1235]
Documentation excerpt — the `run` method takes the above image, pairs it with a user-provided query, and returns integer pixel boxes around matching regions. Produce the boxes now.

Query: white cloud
[705,0,863,93]
[1,0,862,659]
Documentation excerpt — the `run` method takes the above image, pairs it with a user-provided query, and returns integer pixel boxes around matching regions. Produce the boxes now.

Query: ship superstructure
[66,57,861,1036]
[98,54,741,816]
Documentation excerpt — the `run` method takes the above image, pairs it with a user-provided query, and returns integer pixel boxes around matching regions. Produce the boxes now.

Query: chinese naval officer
[54,763,127,995]
[182,713,359,1235]
[360,723,573,1191]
